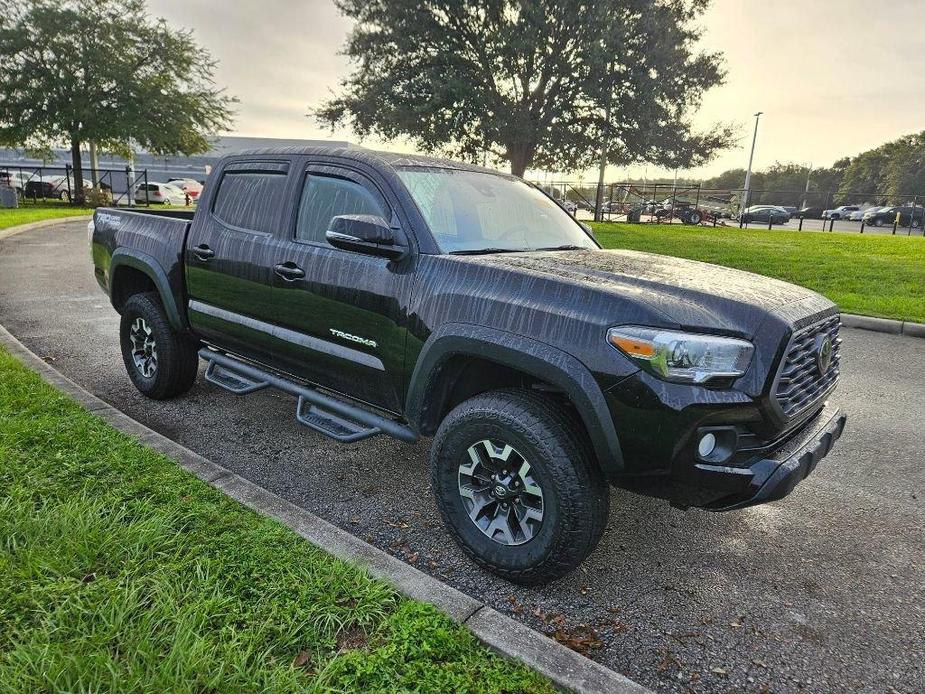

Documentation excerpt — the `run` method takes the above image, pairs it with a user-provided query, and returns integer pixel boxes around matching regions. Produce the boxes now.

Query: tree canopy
[316,0,734,177]
[699,132,925,206]
[0,0,235,203]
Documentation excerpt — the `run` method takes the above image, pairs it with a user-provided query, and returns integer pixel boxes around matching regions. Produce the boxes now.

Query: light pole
[801,162,812,210]
[741,111,763,214]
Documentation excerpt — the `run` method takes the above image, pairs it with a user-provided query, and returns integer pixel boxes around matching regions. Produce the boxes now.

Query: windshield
[397,167,597,254]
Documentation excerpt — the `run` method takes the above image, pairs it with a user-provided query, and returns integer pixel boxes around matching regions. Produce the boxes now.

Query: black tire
[119,292,199,400]
[873,218,884,227]
[687,211,702,225]
[430,388,609,585]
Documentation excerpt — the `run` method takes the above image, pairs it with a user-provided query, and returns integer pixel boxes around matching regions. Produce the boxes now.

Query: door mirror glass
[326,215,407,259]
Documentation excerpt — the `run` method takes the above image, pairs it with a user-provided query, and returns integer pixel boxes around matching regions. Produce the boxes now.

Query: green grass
[0,348,552,693]
[592,222,925,323]
[0,203,92,230]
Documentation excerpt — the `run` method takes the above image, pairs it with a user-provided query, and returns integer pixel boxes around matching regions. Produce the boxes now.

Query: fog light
[698,432,717,458]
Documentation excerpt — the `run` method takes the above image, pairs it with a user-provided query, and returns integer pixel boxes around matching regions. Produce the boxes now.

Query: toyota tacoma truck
[90,146,847,584]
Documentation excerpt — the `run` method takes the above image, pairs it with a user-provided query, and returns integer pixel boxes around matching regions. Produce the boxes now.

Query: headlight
[607,326,754,385]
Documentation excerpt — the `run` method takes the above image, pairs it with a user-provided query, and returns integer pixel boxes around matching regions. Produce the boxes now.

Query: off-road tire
[430,388,609,585]
[120,292,199,399]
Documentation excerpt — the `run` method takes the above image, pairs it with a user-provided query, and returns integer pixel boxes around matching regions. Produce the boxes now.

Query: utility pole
[801,162,812,210]
[594,61,615,223]
[741,111,763,214]
[88,141,99,187]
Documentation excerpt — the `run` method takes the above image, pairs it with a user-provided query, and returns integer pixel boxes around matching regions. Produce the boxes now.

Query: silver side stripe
[188,300,385,372]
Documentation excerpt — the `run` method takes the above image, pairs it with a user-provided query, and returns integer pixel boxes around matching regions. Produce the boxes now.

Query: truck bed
[91,207,195,328]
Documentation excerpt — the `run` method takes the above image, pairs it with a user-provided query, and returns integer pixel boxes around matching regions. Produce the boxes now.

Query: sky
[147,0,925,181]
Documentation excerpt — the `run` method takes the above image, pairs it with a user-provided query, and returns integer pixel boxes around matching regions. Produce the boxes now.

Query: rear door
[185,159,293,364]
[267,161,414,412]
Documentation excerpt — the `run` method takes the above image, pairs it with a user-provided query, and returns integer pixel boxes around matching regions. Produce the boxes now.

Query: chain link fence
[0,164,197,208]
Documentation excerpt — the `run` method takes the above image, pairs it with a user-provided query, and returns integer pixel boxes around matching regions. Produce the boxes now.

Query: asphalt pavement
[1,221,922,693]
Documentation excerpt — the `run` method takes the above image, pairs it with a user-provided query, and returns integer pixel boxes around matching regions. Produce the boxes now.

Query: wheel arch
[109,249,185,332]
[405,324,624,477]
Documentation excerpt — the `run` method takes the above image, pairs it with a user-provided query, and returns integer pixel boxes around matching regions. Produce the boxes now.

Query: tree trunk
[70,137,85,205]
[508,144,533,179]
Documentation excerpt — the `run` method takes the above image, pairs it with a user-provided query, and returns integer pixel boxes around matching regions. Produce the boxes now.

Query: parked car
[862,205,924,228]
[739,205,790,224]
[90,146,847,584]
[24,175,70,200]
[797,207,824,219]
[849,206,883,221]
[0,170,32,195]
[167,177,204,200]
[558,200,578,214]
[822,205,860,220]
[136,182,188,205]
[780,206,798,217]
[23,175,110,201]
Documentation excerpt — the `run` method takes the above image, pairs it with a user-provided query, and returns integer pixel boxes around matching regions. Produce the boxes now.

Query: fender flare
[405,323,624,476]
[109,249,185,332]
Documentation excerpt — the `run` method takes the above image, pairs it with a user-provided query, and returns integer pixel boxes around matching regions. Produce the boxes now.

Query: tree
[0,0,235,204]
[315,0,734,178]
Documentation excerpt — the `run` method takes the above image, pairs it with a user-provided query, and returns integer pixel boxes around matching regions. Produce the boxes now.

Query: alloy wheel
[128,317,158,377]
[457,439,545,546]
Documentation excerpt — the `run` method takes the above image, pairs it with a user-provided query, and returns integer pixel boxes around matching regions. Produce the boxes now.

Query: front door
[185,160,291,364]
[268,163,414,412]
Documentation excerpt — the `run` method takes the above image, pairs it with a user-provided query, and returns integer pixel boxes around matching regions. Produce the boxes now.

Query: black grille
[774,315,841,418]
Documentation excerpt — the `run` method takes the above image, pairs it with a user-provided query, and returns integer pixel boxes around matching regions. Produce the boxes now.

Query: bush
[84,186,113,208]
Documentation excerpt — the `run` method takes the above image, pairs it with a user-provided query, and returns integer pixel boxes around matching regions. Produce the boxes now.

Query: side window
[212,171,288,233]
[296,174,388,244]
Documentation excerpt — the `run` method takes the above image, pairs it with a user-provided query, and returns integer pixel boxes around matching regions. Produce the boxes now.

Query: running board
[205,361,269,394]
[199,349,418,444]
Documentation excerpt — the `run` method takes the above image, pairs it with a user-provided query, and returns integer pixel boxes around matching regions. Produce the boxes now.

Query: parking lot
[2,221,923,693]
[578,210,922,237]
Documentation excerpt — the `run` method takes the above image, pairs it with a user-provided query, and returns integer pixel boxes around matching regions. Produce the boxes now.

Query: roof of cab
[229,145,508,177]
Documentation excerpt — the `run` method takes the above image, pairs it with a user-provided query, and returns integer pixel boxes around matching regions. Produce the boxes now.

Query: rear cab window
[211,160,290,234]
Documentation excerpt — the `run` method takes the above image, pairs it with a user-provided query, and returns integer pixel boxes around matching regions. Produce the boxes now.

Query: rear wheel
[687,210,702,225]
[430,389,609,585]
[119,292,199,399]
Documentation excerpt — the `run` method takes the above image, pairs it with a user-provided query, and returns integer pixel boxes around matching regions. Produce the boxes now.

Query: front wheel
[430,389,609,585]
[119,292,199,399]
[687,211,702,225]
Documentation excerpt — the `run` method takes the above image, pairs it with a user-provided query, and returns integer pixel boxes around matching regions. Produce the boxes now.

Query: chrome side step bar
[200,348,418,444]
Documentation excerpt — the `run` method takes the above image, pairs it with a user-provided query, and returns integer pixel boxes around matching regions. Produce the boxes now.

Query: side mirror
[325,214,408,260]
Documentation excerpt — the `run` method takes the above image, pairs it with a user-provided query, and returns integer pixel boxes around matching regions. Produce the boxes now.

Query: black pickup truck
[90,146,847,584]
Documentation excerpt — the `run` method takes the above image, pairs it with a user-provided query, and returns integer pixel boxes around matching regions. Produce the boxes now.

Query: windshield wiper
[534,244,587,251]
[448,247,526,255]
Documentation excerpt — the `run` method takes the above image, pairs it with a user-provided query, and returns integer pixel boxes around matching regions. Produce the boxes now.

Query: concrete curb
[0,323,649,694]
[840,313,925,338]
[0,214,91,240]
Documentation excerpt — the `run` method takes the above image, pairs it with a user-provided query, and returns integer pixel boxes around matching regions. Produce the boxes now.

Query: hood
[463,248,832,337]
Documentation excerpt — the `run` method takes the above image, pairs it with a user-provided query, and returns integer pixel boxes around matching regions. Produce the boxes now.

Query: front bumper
[690,403,846,510]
